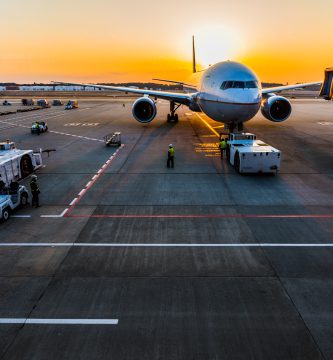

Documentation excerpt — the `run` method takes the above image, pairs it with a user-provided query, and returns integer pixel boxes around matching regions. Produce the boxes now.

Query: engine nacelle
[261,95,292,122]
[132,97,157,123]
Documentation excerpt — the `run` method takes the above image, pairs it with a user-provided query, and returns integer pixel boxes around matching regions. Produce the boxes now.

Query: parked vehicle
[31,121,48,134]
[0,141,43,185]
[65,100,78,110]
[22,99,35,106]
[0,182,29,222]
[52,99,63,106]
[37,99,49,108]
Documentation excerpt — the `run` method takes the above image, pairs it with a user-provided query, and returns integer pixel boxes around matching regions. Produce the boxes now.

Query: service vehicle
[0,141,43,185]
[52,99,63,106]
[22,99,35,106]
[0,182,29,221]
[36,99,49,108]
[2,100,12,106]
[65,100,78,110]
[227,133,281,174]
[31,121,48,134]
[104,132,121,147]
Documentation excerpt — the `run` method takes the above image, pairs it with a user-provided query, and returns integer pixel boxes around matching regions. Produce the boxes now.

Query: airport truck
[0,141,43,186]
[0,182,29,221]
[227,133,281,174]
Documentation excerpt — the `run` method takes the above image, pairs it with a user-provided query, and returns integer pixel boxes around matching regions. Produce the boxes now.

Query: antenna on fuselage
[192,35,197,73]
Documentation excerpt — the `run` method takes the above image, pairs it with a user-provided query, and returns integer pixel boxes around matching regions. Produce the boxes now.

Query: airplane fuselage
[190,61,262,125]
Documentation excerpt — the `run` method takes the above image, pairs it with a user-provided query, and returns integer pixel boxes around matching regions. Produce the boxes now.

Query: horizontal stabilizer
[319,67,333,100]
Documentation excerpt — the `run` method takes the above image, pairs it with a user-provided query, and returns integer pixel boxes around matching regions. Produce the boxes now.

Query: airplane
[54,37,333,132]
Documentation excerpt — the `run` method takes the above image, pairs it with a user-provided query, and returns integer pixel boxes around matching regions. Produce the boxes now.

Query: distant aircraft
[54,37,333,132]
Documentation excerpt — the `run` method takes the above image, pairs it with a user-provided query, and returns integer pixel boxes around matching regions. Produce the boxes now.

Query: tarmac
[0,98,332,359]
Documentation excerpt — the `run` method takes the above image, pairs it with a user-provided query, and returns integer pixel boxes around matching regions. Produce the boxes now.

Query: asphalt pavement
[0,98,332,359]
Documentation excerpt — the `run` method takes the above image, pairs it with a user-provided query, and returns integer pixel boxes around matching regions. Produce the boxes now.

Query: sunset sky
[0,0,332,84]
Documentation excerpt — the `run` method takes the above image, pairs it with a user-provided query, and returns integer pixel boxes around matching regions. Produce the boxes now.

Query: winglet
[192,36,197,73]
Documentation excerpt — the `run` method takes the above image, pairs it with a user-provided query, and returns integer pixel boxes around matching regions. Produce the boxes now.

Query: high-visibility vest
[168,148,175,156]
[220,140,227,149]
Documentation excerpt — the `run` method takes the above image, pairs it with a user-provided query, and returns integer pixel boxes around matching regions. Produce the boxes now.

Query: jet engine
[132,97,157,123]
[261,95,292,122]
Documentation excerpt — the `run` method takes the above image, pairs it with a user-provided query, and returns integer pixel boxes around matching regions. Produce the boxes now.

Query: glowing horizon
[0,0,332,84]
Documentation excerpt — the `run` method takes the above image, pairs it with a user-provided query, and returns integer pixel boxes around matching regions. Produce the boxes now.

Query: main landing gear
[167,101,181,123]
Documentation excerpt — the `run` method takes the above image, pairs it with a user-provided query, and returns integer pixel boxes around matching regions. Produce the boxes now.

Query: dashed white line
[69,198,78,206]
[78,189,86,197]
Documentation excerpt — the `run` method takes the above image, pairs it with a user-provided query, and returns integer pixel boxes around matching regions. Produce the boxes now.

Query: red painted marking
[64,145,125,217]
[65,214,333,219]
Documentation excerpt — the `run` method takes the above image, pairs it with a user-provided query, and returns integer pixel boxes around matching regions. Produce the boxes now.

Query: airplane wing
[152,78,196,88]
[262,82,322,94]
[52,81,193,106]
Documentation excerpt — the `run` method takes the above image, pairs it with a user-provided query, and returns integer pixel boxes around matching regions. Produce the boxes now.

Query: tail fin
[192,36,197,73]
[320,67,333,100]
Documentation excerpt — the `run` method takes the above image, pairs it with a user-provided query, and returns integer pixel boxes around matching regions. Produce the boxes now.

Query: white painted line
[69,198,78,206]
[40,208,69,218]
[60,208,69,217]
[40,215,62,218]
[78,189,86,197]
[0,243,333,248]
[0,318,118,325]
[11,215,32,218]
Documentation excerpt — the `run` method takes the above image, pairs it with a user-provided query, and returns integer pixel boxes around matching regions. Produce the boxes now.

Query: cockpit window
[245,81,259,88]
[221,80,259,90]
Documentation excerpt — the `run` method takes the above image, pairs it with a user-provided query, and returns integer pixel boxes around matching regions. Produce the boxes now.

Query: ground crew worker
[167,144,175,168]
[35,121,40,135]
[30,175,40,208]
[219,137,227,159]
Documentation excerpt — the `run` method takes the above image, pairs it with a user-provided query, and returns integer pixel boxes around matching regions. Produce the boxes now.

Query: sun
[193,24,246,68]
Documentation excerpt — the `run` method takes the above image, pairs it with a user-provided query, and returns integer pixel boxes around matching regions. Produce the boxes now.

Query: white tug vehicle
[0,141,43,221]
[0,141,43,185]
[226,133,281,174]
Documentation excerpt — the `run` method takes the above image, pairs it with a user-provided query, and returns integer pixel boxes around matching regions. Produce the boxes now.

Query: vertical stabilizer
[320,67,333,100]
[192,36,197,73]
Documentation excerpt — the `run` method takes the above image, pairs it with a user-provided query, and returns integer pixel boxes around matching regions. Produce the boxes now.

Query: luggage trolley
[104,132,122,147]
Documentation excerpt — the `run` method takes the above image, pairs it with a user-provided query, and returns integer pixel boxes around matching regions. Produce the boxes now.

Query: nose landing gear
[167,101,181,123]
[228,122,244,133]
